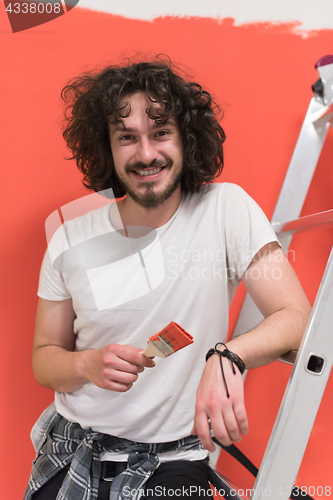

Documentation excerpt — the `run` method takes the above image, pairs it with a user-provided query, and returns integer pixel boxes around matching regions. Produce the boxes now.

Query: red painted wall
[1,4,332,498]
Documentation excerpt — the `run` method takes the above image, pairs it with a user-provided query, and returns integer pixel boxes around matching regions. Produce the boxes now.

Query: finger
[120,359,146,374]
[233,400,249,436]
[105,355,144,375]
[193,410,215,452]
[218,407,242,443]
[138,355,156,368]
[209,409,234,447]
[109,369,139,385]
[106,347,151,373]
[117,346,156,368]
[106,380,134,392]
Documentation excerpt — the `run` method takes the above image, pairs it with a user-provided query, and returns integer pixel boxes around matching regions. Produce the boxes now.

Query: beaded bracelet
[205,343,246,398]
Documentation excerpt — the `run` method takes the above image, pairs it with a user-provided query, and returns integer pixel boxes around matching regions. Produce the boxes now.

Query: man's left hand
[191,352,248,452]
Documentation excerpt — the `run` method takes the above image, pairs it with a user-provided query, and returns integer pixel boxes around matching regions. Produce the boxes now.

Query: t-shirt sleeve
[221,184,280,284]
[38,248,71,301]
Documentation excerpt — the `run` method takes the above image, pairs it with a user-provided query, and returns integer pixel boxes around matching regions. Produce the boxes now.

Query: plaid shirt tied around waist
[24,403,203,500]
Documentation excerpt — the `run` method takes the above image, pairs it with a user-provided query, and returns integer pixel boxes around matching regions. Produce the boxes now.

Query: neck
[116,187,182,229]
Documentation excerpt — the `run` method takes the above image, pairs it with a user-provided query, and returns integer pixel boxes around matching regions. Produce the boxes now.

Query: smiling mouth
[134,166,165,177]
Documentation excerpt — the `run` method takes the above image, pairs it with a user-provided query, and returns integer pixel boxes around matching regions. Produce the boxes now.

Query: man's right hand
[81,344,155,392]
[32,297,155,394]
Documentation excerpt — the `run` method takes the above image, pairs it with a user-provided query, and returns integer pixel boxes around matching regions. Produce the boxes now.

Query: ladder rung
[278,350,297,365]
[272,208,333,235]
[311,102,333,127]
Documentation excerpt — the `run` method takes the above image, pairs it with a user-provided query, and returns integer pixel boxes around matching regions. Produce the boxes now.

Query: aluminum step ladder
[213,55,333,500]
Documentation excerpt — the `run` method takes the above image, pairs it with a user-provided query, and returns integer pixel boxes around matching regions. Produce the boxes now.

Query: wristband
[205,343,246,398]
[206,343,246,374]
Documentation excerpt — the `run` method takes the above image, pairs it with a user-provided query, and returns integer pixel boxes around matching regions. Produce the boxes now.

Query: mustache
[125,158,172,173]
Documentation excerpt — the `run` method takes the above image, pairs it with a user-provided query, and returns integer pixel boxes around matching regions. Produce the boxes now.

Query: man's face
[109,92,183,209]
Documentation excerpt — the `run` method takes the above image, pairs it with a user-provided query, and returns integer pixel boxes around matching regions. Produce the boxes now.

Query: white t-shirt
[38,183,278,450]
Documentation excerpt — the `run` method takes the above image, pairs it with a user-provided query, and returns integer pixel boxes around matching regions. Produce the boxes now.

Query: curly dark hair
[61,57,226,197]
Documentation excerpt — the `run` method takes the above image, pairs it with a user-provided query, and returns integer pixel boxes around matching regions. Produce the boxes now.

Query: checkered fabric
[24,403,202,500]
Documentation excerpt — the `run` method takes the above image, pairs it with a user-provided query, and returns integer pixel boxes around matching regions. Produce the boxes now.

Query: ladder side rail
[259,211,333,367]
[251,245,333,499]
[233,97,330,338]
[271,97,330,227]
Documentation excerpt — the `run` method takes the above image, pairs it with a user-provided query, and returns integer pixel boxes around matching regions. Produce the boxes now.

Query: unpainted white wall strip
[77,0,333,32]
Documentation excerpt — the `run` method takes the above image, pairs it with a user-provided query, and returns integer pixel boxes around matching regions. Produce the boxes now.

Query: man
[25,59,310,500]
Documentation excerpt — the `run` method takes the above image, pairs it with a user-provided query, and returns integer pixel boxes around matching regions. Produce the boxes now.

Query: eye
[155,130,169,137]
[119,134,134,141]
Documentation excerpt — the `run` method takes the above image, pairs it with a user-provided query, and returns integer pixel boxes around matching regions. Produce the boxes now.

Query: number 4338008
[6,3,62,14]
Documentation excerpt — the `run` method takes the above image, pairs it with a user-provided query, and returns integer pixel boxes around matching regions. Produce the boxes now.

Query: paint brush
[142,322,194,358]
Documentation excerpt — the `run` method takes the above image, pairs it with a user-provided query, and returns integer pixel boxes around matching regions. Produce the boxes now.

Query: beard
[116,159,183,209]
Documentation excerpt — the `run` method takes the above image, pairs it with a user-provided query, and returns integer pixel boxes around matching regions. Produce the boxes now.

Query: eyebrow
[111,119,177,135]
[111,125,135,135]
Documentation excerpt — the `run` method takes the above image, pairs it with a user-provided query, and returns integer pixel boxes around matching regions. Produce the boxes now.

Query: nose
[136,137,157,164]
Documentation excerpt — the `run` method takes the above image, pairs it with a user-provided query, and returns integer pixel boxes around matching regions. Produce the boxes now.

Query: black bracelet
[206,343,246,374]
[205,343,246,398]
